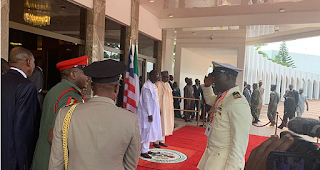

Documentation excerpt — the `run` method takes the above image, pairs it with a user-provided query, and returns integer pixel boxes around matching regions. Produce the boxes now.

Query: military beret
[84,59,126,83]
[271,85,277,88]
[212,61,243,77]
[56,55,88,71]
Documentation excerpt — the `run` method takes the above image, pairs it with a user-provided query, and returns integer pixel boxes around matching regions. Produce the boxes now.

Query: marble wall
[85,0,106,63]
[1,0,9,60]
[124,0,139,65]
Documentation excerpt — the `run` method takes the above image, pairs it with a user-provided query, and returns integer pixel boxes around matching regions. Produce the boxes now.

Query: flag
[123,44,140,113]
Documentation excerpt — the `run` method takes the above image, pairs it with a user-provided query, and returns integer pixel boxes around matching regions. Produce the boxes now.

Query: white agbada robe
[138,80,163,144]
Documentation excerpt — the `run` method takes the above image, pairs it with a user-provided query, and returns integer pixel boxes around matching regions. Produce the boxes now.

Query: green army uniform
[267,91,280,125]
[251,88,260,121]
[32,79,84,170]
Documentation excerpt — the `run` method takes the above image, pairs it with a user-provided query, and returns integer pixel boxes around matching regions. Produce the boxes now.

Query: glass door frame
[138,53,156,84]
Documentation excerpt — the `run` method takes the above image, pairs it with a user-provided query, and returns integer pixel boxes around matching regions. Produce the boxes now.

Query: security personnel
[198,61,251,170]
[49,59,141,170]
[32,55,89,170]
[251,83,260,124]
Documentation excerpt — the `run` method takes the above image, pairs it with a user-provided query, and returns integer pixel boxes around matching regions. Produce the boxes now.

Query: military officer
[32,55,89,170]
[251,83,260,124]
[198,61,251,170]
[267,85,280,126]
[49,59,141,170]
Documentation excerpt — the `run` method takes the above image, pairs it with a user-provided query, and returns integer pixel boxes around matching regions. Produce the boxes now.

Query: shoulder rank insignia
[233,92,242,99]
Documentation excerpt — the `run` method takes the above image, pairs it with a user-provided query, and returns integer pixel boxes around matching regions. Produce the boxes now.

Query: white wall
[105,0,131,26]
[245,45,320,105]
[179,48,213,92]
[68,0,93,8]
[139,6,162,41]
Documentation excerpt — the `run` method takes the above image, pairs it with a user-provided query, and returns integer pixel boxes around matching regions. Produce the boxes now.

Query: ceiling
[10,0,82,38]
[186,47,238,66]
[140,0,320,19]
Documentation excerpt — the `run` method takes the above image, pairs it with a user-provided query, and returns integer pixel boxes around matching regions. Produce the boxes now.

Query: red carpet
[137,126,270,170]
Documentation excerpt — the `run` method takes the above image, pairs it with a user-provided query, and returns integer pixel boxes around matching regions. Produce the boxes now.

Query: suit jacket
[49,96,141,170]
[1,69,40,170]
[193,85,203,100]
[198,86,251,170]
[169,81,173,90]
[292,90,299,106]
[28,66,45,107]
[243,88,251,104]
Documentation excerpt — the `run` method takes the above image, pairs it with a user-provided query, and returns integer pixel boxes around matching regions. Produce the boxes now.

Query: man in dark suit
[28,57,45,108]
[193,79,203,120]
[2,47,40,170]
[169,75,174,90]
[289,84,299,116]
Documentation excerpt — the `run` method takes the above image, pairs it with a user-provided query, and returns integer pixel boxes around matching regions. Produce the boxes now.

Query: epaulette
[64,103,75,107]
[233,92,242,99]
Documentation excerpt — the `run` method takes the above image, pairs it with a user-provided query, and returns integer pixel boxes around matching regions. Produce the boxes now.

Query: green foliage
[277,42,296,68]
[104,52,120,60]
[254,42,296,68]
[104,43,120,60]
[254,43,267,51]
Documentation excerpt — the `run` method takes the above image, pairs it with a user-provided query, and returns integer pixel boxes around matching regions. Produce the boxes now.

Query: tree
[255,44,270,59]
[254,42,296,68]
[277,42,296,68]
[104,42,121,60]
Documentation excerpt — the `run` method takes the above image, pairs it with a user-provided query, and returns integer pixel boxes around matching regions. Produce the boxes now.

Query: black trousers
[279,111,295,128]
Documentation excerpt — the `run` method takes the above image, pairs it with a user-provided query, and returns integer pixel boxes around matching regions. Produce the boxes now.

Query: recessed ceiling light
[279,8,285,13]
[149,0,155,2]
[169,14,173,18]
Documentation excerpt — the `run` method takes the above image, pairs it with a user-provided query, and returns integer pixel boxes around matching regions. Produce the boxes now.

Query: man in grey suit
[28,57,45,108]
[49,60,141,170]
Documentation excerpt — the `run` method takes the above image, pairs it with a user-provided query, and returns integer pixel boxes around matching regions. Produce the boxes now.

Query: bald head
[9,47,34,64]
[9,47,35,77]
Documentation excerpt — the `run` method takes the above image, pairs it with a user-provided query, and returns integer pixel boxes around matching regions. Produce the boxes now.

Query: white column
[308,81,313,100]
[314,82,319,100]
[281,76,286,102]
[174,44,182,88]
[161,29,175,74]
[236,44,246,92]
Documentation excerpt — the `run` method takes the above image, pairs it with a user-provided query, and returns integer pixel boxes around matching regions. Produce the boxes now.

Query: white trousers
[296,106,304,117]
[155,136,166,144]
[141,141,150,153]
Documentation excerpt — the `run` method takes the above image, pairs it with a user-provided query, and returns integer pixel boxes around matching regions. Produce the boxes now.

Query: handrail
[173,96,202,126]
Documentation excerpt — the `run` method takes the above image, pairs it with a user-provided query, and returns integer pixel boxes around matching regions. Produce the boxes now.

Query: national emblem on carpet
[140,148,188,164]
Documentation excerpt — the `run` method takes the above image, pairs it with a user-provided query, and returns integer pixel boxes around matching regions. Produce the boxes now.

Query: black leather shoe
[148,151,155,155]
[159,142,168,147]
[141,153,152,159]
[153,143,161,148]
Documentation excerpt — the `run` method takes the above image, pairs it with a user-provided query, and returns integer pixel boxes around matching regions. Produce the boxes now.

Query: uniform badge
[233,92,242,99]
[67,97,78,105]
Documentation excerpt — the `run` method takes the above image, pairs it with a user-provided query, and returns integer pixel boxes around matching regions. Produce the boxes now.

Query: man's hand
[148,115,153,122]
[307,107,309,111]
[204,74,214,87]
[244,134,294,170]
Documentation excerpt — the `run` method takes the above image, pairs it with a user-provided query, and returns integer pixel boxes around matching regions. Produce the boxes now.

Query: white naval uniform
[198,86,251,170]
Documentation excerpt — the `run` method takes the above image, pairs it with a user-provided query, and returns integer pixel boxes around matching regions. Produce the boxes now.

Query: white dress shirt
[10,67,27,78]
